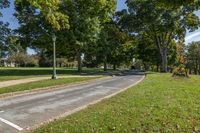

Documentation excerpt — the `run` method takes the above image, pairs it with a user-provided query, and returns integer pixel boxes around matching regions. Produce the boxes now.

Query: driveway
[0,71,144,133]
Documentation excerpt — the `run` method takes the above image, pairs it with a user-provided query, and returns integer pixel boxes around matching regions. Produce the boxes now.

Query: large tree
[0,0,11,59]
[15,0,69,30]
[119,0,200,72]
[187,41,200,75]
[61,0,116,72]
[15,0,116,72]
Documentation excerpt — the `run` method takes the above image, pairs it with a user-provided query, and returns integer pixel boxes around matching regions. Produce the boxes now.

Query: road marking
[0,110,4,113]
[0,117,23,131]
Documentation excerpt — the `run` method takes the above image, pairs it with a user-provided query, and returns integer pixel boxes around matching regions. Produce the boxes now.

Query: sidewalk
[0,75,99,88]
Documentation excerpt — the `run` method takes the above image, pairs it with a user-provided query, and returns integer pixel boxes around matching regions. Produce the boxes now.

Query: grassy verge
[0,77,100,95]
[33,73,200,133]
[0,67,119,81]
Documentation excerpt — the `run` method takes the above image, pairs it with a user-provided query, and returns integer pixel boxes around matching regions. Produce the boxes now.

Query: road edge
[23,75,146,133]
[0,76,111,100]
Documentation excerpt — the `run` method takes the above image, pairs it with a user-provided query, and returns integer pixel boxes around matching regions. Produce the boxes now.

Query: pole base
[52,75,57,80]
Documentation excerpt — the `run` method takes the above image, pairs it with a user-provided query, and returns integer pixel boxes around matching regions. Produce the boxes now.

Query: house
[0,58,15,67]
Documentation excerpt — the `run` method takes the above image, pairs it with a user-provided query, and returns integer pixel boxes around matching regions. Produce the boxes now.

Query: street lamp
[52,34,57,79]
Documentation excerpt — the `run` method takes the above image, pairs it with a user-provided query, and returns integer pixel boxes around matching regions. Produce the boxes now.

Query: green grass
[32,73,200,133]
[0,77,100,94]
[0,67,118,81]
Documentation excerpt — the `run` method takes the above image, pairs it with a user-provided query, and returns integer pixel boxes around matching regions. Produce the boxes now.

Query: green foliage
[0,22,10,58]
[14,0,117,72]
[84,20,135,70]
[187,41,200,75]
[136,34,161,68]
[0,0,11,58]
[16,0,69,30]
[0,0,9,16]
[156,0,200,9]
[119,0,200,72]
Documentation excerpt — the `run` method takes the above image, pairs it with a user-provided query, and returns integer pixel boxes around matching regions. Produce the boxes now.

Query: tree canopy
[118,0,200,72]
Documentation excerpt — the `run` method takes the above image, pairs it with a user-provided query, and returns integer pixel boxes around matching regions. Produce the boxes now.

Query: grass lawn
[0,77,100,94]
[32,73,200,133]
[0,67,117,81]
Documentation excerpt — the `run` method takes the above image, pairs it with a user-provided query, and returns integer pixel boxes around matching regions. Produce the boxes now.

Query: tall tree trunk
[104,62,107,71]
[77,51,82,73]
[160,49,168,73]
[104,56,107,71]
[198,61,200,75]
[156,63,159,72]
[113,63,116,70]
[143,63,147,71]
[155,32,172,73]
[195,59,198,75]
[189,69,192,74]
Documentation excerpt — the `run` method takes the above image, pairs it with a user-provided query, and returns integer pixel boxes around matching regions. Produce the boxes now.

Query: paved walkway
[0,76,99,88]
[0,71,144,133]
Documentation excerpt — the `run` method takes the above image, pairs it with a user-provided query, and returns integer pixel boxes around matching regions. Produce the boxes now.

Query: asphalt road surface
[0,71,144,133]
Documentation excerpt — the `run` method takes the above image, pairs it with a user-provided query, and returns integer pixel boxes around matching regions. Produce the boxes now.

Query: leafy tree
[15,0,116,72]
[187,41,200,75]
[119,0,200,72]
[0,22,10,58]
[136,34,161,71]
[157,0,199,8]
[15,0,69,30]
[0,0,11,59]
[61,0,116,72]
[0,0,9,16]
[84,20,135,71]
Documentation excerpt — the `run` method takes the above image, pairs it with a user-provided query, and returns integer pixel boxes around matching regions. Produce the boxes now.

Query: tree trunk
[189,69,192,74]
[143,63,147,71]
[77,51,82,73]
[156,64,159,72]
[160,50,168,73]
[113,63,116,70]
[104,62,107,71]
[194,60,198,75]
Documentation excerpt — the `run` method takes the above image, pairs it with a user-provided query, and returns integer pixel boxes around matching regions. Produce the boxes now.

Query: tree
[0,0,9,15]
[157,0,199,8]
[0,22,10,58]
[187,41,200,75]
[171,41,189,77]
[84,20,135,71]
[0,0,11,59]
[15,0,116,72]
[119,0,200,72]
[15,0,69,30]
[136,34,161,71]
[61,0,116,72]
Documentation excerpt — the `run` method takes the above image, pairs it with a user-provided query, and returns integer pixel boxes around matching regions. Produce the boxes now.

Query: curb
[23,75,146,133]
[0,76,111,100]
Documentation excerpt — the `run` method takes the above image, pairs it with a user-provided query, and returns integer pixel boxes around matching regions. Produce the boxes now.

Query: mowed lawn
[0,77,101,95]
[33,73,200,133]
[0,67,111,81]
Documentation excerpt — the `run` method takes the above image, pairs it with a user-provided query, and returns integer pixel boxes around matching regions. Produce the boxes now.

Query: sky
[0,0,200,47]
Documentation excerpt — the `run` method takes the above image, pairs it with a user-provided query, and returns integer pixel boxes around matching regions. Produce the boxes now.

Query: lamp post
[52,34,57,79]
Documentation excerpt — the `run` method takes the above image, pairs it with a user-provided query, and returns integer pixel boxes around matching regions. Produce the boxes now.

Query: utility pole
[52,34,57,79]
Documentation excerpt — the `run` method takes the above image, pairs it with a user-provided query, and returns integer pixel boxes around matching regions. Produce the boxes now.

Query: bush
[172,64,188,77]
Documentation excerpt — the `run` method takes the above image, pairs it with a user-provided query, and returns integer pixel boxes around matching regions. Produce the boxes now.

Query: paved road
[0,71,144,133]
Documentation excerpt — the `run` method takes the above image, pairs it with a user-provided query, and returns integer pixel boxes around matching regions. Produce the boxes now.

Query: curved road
[0,71,144,133]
